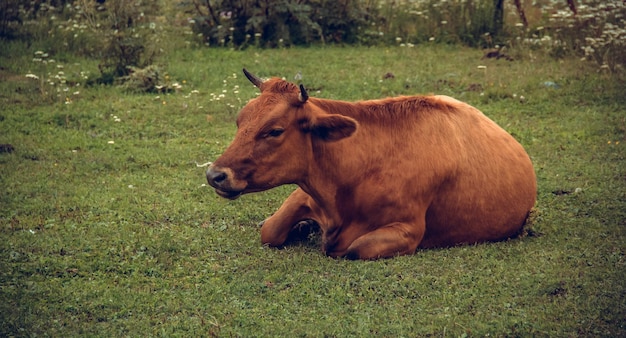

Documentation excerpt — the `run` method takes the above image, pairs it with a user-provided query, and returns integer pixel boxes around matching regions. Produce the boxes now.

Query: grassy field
[1,42,625,336]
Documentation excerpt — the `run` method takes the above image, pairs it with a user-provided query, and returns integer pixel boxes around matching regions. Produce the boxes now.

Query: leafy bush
[117,65,184,93]
[1,0,164,83]
[187,0,370,47]
[0,0,23,39]
[0,0,74,40]
[2,0,519,51]
[185,0,504,48]
[72,0,163,79]
[4,0,623,76]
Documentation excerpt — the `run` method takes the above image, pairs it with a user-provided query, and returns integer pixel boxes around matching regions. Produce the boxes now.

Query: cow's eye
[267,129,284,138]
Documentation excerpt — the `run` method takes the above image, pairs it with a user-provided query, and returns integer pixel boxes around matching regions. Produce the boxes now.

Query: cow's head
[206,69,357,199]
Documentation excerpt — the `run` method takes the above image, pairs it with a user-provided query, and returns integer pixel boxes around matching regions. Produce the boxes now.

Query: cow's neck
[298,134,368,225]
[295,99,365,222]
[299,172,343,225]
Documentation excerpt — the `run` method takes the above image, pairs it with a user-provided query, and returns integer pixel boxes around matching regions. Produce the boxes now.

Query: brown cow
[206,69,537,260]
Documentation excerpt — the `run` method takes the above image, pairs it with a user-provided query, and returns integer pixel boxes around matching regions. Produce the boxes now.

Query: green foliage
[186,0,503,47]
[1,0,164,82]
[18,50,90,104]
[553,1,626,72]
[375,0,499,46]
[1,44,625,336]
[72,0,163,78]
[187,0,367,47]
[4,1,624,77]
[0,0,73,40]
[117,65,183,93]
[0,0,23,39]
[504,1,626,73]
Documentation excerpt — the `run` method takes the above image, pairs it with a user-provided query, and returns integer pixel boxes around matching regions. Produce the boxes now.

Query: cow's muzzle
[206,166,244,200]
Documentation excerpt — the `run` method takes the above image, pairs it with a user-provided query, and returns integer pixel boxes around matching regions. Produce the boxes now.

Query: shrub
[3,0,514,52]
[117,65,183,93]
[0,0,75,40]
[187,0,371,47]
[1,0,165,83]
[73,0,163,79]
[6,0,623,77]
[511,1,625,73]
[0,0,23,39]
[557,1,626,72]
[185,0,504,48]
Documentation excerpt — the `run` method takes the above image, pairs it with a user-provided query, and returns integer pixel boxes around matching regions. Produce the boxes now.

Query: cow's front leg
[260,188,324,247]
[343,221,426,260]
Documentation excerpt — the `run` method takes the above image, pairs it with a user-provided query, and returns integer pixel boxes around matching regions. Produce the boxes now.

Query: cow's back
[324,95,536,248]
[417,96,536,247]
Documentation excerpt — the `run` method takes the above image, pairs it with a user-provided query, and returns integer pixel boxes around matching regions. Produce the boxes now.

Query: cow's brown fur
[207,73,537,259]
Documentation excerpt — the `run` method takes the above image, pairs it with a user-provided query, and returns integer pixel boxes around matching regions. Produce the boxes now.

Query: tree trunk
[514,0,528,28]
[493,0,504,36]
[567,0,577,15]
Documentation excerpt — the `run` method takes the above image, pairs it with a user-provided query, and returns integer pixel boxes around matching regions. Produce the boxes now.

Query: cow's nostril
[213,172,226,183]
[206,168,228,186]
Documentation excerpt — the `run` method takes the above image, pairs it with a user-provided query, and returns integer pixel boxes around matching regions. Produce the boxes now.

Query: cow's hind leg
[260,188,324,247]
[344,221,425,260]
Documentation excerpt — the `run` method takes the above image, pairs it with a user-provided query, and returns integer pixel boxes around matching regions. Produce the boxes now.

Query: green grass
[1,42,625,337]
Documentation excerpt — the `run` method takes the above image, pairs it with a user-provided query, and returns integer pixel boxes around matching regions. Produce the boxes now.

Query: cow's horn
[298,84,309,103]
[243,68,263,88]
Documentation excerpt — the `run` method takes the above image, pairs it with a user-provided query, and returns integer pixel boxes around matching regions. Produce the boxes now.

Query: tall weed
[508,0,625,73]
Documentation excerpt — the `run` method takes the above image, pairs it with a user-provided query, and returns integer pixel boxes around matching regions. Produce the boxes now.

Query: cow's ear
[301,114,357,141]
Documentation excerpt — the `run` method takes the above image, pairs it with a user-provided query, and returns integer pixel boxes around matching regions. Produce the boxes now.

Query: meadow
[1,42,625,336]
